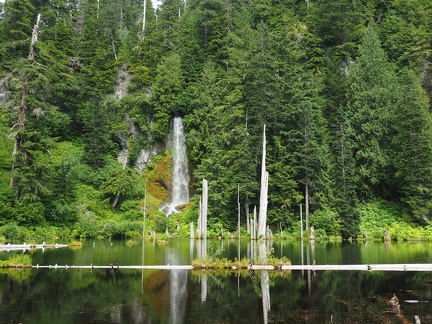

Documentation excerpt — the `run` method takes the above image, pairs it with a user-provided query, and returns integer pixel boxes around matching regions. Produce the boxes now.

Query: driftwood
[282,263,432,271]
[29,263,432,271]
[0,243,68,252]
[33,264,194,270]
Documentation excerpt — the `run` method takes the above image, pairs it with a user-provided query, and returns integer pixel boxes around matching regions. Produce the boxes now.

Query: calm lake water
[1,239,431,323]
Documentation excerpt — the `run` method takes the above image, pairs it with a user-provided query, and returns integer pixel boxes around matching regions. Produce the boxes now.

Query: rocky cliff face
[112,64,182,212]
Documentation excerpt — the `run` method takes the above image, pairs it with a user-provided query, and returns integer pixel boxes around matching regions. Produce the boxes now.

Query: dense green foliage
[1,0,432,240]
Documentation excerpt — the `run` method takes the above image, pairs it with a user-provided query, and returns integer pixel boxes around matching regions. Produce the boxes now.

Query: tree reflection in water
[0,239,431,323]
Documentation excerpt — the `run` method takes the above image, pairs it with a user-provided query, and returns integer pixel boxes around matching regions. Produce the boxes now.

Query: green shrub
[389,222,425,240]
[15,201,45,226]
[74,216,99,239]
[151,211,168,233]
[120,200,143,220]
[49,200,78,223]
[172,224,191,237]
[359,199,408,239]
[207,220,225,239]
[423,225,432,240]
[0,223,23,242]
[309,209,340,236]
[101,220,142,239]
[155,216,168,233]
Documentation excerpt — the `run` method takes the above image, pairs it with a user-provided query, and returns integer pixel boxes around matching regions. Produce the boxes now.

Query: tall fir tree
[345,25,399,199]
[392,69,432,223]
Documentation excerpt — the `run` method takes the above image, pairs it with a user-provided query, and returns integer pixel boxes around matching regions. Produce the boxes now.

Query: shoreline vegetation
[2,197,431,244]
[0,224,431,245]
[0,200,431,245]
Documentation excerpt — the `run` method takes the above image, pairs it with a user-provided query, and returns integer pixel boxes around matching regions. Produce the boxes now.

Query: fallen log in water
[29,263,432,271]
[282,263,432,271]
[32,264,194,270]
[0,243,68,252]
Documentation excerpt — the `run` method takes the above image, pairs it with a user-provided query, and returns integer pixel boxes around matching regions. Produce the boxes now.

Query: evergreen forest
[1,0,432,242]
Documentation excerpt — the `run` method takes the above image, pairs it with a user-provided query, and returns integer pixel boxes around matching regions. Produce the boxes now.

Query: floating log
[251,265,276,270]
[281,263,432,272]
[32,264,194,270]
[29,263,432,271]
[0,243,68,252]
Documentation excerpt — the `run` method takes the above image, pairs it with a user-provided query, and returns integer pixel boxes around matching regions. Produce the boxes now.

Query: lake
[0,239,431,323]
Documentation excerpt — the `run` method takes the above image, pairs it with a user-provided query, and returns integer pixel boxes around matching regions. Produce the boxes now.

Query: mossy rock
[145,153,172,202]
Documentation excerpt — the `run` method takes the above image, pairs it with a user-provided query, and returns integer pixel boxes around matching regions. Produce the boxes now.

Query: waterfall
[171,116,190,206]
[162,116,190,215]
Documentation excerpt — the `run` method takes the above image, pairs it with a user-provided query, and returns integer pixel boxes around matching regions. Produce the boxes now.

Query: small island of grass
[0,254,32,268]
[192,256,291,270]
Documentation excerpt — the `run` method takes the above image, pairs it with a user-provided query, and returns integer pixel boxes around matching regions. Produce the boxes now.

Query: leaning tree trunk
[258,125,268,239]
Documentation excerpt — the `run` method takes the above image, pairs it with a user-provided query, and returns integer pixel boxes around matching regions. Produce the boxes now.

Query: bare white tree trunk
[190,222,194,239]
[246,203,250,234]
[112,195,120,208]
[197,237,207,260]
[258,125,268,239]
[197,196,202,238]
[142,185,147,239]
[201,179,208,239]
[300,203,303,239]
[28,14,41,60]
[141,0,147,40]
[111,37,117,60]
[237,183,240,239]
[252,205,257,240]
[305,182,309,231]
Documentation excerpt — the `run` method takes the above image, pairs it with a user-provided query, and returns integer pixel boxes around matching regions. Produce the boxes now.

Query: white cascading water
[163,116,190,215]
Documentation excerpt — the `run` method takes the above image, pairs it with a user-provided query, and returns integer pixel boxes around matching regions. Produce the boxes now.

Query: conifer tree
[393,69,432,222]
[345,25,399,199]
[151,53,183,141]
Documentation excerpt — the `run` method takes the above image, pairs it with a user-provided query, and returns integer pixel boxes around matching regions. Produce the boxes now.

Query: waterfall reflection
[170,268,188,324]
